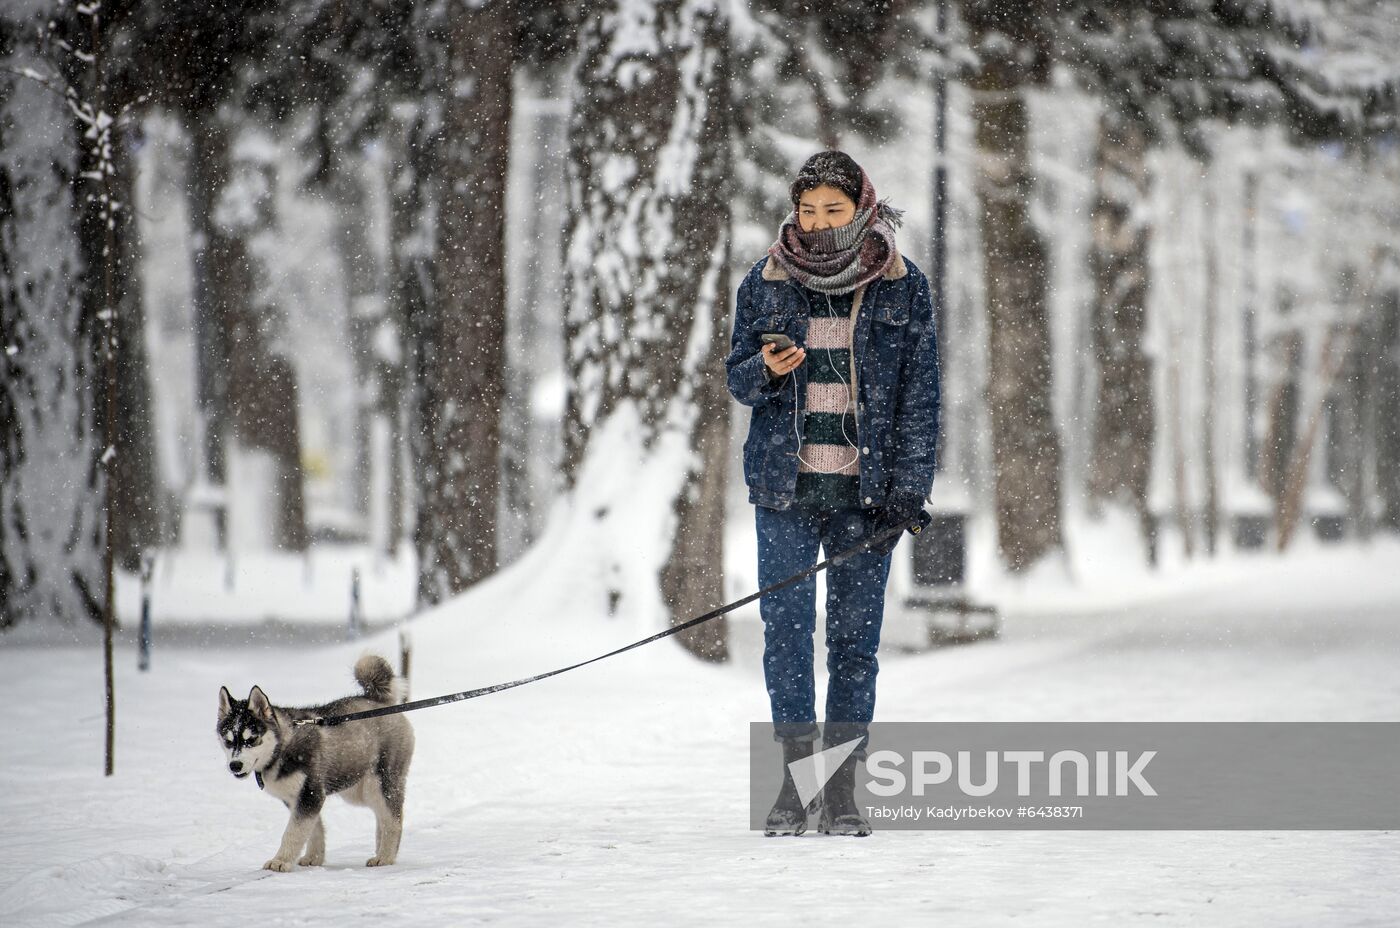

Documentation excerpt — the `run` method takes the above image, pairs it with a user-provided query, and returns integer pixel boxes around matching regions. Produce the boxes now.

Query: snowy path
[3,540,1399,926]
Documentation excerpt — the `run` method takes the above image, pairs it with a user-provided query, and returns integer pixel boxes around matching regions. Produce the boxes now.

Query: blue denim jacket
[724,248,941,511]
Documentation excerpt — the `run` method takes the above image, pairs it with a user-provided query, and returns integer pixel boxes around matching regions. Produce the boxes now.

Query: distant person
[725,150,940,836]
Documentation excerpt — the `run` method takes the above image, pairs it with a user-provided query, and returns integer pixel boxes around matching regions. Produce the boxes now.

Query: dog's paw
[365,856,395,867]
[263,858,295,872]
[298,853,324,867]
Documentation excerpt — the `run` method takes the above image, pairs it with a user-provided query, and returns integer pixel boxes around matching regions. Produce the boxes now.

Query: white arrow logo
[789,738,864,807]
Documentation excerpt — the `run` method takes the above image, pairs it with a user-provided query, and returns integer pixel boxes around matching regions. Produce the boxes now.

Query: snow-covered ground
[3,519,1399,926]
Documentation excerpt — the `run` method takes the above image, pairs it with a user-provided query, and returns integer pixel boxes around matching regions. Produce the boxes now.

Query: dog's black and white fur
[217,655,414,871]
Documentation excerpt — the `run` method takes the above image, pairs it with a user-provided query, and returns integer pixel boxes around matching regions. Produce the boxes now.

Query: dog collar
[254,743,283,790]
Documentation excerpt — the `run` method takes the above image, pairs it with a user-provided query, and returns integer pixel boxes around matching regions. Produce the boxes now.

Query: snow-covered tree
[959,1,1064,573]
[256,0,433,560]
[400,1,586,603]
[0,0,171,629]
[955,0,1400,572]
[270,0,591,599]
[2,0,165,613]
[1061,1,1388,557]
[212,130,310,550]
[128,0,284,548]
[0,2,104,629]
[1066,1,1399,558]
[564,0,733,659]
[408,0,517,603]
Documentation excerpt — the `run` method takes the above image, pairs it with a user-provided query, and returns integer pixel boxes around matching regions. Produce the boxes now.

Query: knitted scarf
[767,166,905,295]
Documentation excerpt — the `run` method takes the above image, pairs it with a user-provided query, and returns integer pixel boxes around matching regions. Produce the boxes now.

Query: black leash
[301,512,929,728]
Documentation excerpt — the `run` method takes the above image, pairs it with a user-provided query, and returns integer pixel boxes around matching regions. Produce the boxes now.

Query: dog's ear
[218,686,233,718]
[247,686,274,722]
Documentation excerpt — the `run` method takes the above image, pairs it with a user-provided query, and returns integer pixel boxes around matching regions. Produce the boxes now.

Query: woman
[724,150,940,837]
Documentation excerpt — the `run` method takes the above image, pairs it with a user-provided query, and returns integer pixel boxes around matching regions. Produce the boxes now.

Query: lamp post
[907,0,999,645]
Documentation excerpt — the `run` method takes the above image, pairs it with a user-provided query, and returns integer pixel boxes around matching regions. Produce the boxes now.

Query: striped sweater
[795,285,860,510]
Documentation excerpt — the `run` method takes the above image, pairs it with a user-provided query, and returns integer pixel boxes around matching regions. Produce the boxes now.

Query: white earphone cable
[793,291,860,475]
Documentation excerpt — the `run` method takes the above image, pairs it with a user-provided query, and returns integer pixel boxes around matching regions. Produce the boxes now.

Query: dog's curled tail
[354,654,404,704]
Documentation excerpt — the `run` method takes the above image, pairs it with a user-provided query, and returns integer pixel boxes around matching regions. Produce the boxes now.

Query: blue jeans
[755,503,893,760]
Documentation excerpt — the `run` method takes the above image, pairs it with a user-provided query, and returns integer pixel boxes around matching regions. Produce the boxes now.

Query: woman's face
[797,184,856,232]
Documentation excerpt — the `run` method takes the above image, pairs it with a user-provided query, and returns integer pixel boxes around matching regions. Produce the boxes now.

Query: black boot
[764,738,818,836]
[817,753,872,836]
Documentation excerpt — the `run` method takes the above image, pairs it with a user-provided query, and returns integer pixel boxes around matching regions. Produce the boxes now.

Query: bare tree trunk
[218,133,308,551]
[1277,325,1354,550]
[1329,260,1373,541]
[399,104,440,575]
[386,109,431,560]
[660,27,734,661]
[1166,349,1195,559]
[1086,111,1155,556]
[187,111,234,492]
[1274,250,1377,552]
[85,45,121,778]
[186,116,309,550]
[414,0,513,605]
[261,356,309,550]
[564,0,732,660]
[1258,330,1302,519]
[971,85,1064,572]
[1375,290,1400,531]
[1201,182,1220,556]
[110,124,165,571]
[70,1,125,774]
[1336,329,1372,540]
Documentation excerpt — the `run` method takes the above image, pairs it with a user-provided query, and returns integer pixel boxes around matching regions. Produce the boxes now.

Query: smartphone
[760,333,795,351]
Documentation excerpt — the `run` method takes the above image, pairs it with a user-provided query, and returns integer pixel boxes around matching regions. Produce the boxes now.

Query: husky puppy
[217,655,414,871]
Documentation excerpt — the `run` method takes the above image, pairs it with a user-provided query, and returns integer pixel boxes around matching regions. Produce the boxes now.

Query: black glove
[868,490,931,557]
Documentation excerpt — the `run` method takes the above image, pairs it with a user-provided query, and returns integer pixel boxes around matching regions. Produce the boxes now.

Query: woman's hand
[762,342,806,376]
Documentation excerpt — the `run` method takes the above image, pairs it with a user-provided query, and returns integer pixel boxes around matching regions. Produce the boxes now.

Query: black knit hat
[789,150,863,207]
